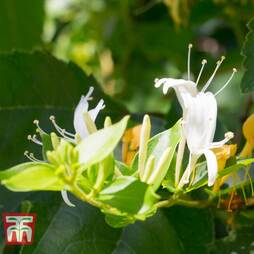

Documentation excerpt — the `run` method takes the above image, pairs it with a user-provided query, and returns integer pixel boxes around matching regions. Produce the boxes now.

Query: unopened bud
[141,155,155,183]
[104,116,112,128]
[147,147,172,190]
[138,115,151,179]
[51,132,60,150]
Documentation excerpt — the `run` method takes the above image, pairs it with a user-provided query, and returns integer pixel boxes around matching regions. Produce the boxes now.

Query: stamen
[210,131,234,148]
[202,56,225,92]
[27,134,42,146]
[24,151,34,161]
[214,68,237,96]
[29,153,44,162]
[33,120,46,134]
[49,116,75,138]
[24,151,42,162]
[225,131,234,140]
[85,86,94,100]
[187,44,193,80]
[196,59,207,86]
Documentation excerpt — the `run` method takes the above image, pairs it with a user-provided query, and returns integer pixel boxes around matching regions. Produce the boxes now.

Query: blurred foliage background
[0,0,254,253]
[42,0,254,138]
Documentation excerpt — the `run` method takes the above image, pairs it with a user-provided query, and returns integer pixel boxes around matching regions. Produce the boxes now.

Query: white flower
[28,86,105,207]
[154,78,197,113]
[49,86,105,143]
[180,92,233,186]
[74,87,105,139]
[154,44,236,187]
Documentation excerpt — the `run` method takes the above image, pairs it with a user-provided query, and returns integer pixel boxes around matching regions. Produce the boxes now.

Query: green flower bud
[138,114,151,179]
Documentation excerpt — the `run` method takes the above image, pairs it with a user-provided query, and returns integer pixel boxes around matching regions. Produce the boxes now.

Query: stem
[71,184,127,216]
[71,184,103,208]
[156,198,209,209]
[175,137,186,186]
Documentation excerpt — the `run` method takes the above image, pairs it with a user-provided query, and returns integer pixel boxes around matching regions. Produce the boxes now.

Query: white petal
[73,95,90,139]
[85,86,94,99]
[61,190,75,207]
[183,92,217,153]
[155,78,198,116]
[154,78,168,88]
[203,149,218,186]
[88,99,105,122]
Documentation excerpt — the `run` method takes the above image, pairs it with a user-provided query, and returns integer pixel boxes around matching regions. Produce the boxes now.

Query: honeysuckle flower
[179,91,234,186]
[154,44,236,187]
[27,86,105,207]
[212,144,237,193]
[240,114,254,158]
[73,87,105,139]
[122,125,142,165]
[213,144,237,171]
[49,86,105,143]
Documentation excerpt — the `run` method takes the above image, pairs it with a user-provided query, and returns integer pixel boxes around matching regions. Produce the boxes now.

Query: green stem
[156,198,210,209]
[71,183,128,217]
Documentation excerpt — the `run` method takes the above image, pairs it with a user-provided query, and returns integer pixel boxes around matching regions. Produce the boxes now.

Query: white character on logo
[7,216,33,242]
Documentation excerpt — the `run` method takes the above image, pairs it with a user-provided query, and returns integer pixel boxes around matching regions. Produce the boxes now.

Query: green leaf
[99,176,148,214]
[164,207,214,254]
[218,158,254,178]
[212,225,254,254]
[21,198,122,254]
[0,162,63,191]
[115,160,135,176]
[186,162,208,192]
[187,158,254,192]
[113,211,182,254]
[77,116,129,168]
[105,214,136,228]
[241,16,254,92]
[0,0,44,51]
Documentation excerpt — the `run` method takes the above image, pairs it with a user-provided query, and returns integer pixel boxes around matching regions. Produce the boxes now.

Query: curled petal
[73,95,90,139]
[154,78,168,88]
[203,149,218,186]
[61,190,75,207]
[88,99,105,122]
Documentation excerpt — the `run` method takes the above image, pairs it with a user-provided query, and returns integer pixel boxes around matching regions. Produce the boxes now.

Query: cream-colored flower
[155,44,236,187]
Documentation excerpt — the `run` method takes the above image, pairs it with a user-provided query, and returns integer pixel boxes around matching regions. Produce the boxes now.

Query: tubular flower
[73,87,105,140]
[154,44,236,187]
[49,86,105,143]
[122,125,142,165]
[240,114,254,158]
[27,86,105,207]
[212,144,237,193]
[179,92,234,186]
